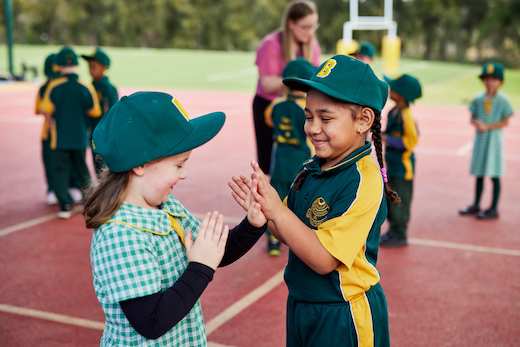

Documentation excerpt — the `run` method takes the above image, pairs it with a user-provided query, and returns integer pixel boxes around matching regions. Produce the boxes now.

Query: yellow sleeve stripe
[401,107,418,180]
[264,95,286,128]
[39,77,67,115]
[79,79,102,118]
[316,157,383,271]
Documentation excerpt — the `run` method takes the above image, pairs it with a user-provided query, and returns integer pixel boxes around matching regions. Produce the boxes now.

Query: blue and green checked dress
[90,195,206,346]
[469,92,514,178]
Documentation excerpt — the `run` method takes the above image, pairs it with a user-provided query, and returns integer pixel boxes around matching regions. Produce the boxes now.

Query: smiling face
[128,150,192,209]
[304,89,371,170]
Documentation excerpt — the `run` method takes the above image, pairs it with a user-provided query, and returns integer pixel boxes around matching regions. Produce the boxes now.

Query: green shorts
[286,283,390,347]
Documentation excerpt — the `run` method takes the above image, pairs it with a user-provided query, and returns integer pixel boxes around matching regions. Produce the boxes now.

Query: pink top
[255,31,321,101]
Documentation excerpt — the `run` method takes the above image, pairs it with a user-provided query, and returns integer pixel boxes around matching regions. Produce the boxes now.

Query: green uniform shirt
[284,142,386,303]
[384,106,419,180]
[469,92,514,177]
[265,93,311,196]
[90,195,207,347]
[90,76,119,130]
[35,81,56,146]
[40,73,101,150]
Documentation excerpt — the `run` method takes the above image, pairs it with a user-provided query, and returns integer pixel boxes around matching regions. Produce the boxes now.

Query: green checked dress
[469,92,514,178]
[90,195,206,346]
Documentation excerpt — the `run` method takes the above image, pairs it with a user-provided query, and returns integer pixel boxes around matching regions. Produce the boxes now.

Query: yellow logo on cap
[486,64,495,74]
[172,98,190,121]
[316,59,337,78]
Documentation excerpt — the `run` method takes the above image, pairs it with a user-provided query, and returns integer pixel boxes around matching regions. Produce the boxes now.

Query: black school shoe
[57,204,74,219]
[459,204,480,215]
[476,208,499,220]
[379,233,408,247]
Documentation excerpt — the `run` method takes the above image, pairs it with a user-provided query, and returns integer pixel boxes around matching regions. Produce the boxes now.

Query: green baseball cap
[92,92,226,173]
[81,47,111,67]
[56,46,78,66]
[44,53,60,78]
[283,54,388,112]
[479,62,504,81]
[383,74,422,103]
[355,42,375,58]
[283,58,317,80]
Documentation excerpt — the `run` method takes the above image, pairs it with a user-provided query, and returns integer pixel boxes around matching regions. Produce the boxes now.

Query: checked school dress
[284,142,390,347]
[90,195,206,347]
[469,92,514,178]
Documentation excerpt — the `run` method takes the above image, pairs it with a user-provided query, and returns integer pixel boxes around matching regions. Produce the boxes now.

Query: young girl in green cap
[231,55,399,347]
[459,62,514,219]
[83,91,267,346]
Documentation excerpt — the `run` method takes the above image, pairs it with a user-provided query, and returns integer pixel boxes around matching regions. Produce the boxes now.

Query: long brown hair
[281,0,318,63]
[83,168,132,229]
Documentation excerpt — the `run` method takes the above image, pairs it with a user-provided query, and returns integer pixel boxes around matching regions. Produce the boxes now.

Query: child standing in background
[459,62,514,219]
[81,47,119,176]
[263,57,316,255]
[380,74,421,247]
[353,41,375,65]
[233,55,398,346]
[40,46,101,218]
[84,92,267,346]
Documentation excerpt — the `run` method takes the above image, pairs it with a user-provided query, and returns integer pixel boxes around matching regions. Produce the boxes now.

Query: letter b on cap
[317,59,337,78]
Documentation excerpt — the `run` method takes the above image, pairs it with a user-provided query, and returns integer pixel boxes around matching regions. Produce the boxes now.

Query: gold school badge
[306,197,330,227]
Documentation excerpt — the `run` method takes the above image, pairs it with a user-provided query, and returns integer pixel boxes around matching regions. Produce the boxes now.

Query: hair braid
[370,109,401,204]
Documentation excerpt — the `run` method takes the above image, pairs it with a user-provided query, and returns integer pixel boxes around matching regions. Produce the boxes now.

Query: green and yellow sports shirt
[90,195,207,347]
[39,73,101,150]
[89,76,119,130]
[384,106,419,180]
[284,142,387,303]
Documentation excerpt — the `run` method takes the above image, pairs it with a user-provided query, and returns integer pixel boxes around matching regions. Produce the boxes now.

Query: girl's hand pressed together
[185,212,229,270]
[250,161,285,221]
[246,178,267,227]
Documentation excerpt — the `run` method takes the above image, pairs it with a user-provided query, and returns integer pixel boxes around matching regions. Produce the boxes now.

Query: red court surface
[1,83,519,346]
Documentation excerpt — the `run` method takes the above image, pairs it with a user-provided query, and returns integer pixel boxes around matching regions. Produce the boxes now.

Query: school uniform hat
[383,74,422,103]
[355,42,375,58]
[56,46,78,66]
[81,47,110,67]
[283,54,388,112]
[283,58,317,80]
[92,92,226,173]
[44,53,60,78]
[479,62,504,81]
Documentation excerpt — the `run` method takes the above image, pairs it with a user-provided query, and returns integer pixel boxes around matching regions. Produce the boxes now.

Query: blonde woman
[253,0,321,174]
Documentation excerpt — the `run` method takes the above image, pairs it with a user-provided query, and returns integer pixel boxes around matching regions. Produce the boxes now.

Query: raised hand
[250,161,285,221]
[228,175,252,212]
[246,178,267,227]
[185,211,229,270]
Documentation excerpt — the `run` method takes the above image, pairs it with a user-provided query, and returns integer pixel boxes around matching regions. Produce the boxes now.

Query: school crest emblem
[306,197,330,227]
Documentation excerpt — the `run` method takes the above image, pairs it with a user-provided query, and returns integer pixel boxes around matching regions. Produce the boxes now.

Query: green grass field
[1,44,519,108]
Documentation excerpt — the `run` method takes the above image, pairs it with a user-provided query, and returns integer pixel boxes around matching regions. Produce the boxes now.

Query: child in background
[353,41,375,65]
[81,47,119,176]
[263,57,316,255]
[84,92,267,346]
[380,74,421,247]
[39,46,101,218]
[35,53,61,205]
[459,62,514,219]
[233,55,398,346]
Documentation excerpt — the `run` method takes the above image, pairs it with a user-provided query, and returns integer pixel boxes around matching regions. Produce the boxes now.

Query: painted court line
[0,213,58,237]
[0,303,105,330]
[456,141,473,156]
[205,268,285,335]
[409,238,520,256]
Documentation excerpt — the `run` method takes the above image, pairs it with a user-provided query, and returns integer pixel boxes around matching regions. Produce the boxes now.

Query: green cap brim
[284,77,365,106]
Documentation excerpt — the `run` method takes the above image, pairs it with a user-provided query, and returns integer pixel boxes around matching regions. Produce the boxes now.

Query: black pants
[386,177,413,239]
[253,95,274,174]
[52,149,91,206]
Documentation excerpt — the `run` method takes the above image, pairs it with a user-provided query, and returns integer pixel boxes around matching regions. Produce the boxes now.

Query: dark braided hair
[369,109,401,204]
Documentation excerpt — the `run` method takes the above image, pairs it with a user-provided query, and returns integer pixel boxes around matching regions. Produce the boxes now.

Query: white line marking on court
[408,238,520,256]
[456,141,473,156]
[0,213,58,237]
[205,268,285,335]
[0,304,105,330]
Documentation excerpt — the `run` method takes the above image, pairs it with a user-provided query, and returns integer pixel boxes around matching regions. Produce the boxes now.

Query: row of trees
[2,0,519,66]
